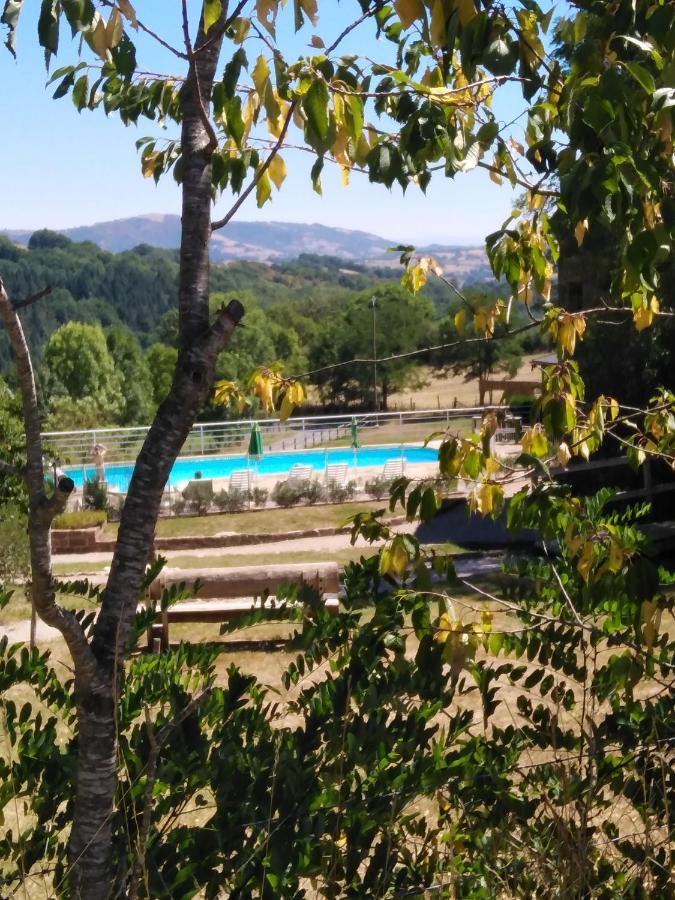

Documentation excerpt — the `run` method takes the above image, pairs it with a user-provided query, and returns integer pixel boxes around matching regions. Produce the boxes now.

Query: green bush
[271,478,325,507]
[251,486,269,507]
[83,477,108,511]
[52,510,107,530]
[325,480,357,504]
[364,475,395,500]
[213,488,248,512]
[271,479,305,507]
[0,504,30,584]
[182,479,214,515]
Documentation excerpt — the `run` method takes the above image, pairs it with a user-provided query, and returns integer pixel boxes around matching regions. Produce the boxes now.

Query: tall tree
[311,286,437,409]
[1,1,674,896]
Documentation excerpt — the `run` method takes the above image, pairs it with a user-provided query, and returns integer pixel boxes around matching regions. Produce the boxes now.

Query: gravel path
[53,523,418,566]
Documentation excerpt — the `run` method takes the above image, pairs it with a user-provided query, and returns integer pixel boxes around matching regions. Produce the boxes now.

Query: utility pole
[369,296,378,411]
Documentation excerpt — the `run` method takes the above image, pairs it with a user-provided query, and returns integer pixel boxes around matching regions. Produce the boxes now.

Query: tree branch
[13,286,52,310]
[0,277,96,679]
[99,0,187,59]
[211,99,297,232]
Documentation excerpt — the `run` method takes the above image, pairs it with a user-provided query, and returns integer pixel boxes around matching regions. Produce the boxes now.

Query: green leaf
[622,61,655,95]
[38,0,59,62]
[303,78,330,144]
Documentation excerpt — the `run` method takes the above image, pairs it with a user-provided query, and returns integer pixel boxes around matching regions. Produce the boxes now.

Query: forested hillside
[0,229,539,430]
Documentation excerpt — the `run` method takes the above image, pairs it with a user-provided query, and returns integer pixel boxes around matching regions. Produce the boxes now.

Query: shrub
[251,486,268,507]
[271,479,325,507]
[213,488,248,512]
[271,480,305,508]
[0,504,30,584]
[83,476,108,511]
[182,479,214,515]
[364,475,395,500]
[303,479,325,505]
[325,480,357,504]
[52,510,107,530]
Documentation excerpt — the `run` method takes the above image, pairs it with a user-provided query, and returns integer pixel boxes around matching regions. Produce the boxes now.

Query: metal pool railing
[41,406,502,466]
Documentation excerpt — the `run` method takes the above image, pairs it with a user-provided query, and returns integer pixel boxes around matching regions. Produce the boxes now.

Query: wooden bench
[144,562,340,651]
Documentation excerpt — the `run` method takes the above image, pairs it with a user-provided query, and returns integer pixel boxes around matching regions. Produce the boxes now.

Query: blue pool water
[64,445,439,493]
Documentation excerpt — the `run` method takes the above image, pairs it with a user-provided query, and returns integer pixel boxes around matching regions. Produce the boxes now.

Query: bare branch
[211,99,297,232]
[99,0,187,59]
[477,160,559,197]
[325,1,387,55]
[293,320,542,381]
[13,286,52,311]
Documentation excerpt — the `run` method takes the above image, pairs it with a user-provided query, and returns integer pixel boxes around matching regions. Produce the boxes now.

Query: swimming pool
[64,445,439,493]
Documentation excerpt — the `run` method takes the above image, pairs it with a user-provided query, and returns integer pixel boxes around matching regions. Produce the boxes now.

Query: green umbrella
[350,417,360,449]
[248,422,264,459]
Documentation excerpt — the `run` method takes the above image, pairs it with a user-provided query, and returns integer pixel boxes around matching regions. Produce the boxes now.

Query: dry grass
[389,357,540,410]
[102,500,392,540]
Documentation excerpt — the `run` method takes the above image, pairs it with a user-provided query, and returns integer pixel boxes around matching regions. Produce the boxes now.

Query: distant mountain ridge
[3,214,491,281]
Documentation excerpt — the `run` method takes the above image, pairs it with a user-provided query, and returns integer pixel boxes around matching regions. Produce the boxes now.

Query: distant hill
[3,214,491,281]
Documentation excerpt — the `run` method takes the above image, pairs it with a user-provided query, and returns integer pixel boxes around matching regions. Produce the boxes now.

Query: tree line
[0,229,540,430]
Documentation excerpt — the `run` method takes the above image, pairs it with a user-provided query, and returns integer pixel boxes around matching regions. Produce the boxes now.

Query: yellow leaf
[485,456,501,476]
[574,219,588,247]
[489,167,503,185]
[268,154,287,190]
[641,600,662,652]
[117,0,138,30]
[91,17,108,59]
[213,379,238,407]
[232,16,251,44]
[454,308,466,336]
[395,0,424,28]
[609,398,619,421]
[633,298,657,332]
[607,539,624,574]
[203,0,223,33]
[105,6,123,49]
[577,541,594,583]
[556,442,571,467]
[279,392,294,422]
[141,150,160,179]
[256,169,272,207]
[256,0,278,34]
[340,165,350,188]
[401,262,427,295]
[335,832,347,849]
[252,54,270,97]
[390,541,409,577]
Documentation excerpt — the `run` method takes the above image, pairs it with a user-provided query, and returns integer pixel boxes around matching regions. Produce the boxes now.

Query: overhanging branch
[211,99,297,232]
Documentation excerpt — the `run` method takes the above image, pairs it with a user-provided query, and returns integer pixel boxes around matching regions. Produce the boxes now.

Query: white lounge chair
[229,469,253,492]
[325,463,349,487]
[288,463,313,485]
[382,458,405,480]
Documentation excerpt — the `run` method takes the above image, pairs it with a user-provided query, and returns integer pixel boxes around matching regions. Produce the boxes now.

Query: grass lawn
[51,542,467,578]
[102,500,394,540]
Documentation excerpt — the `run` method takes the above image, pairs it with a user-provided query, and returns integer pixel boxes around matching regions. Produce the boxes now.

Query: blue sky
[0,2,528,245]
